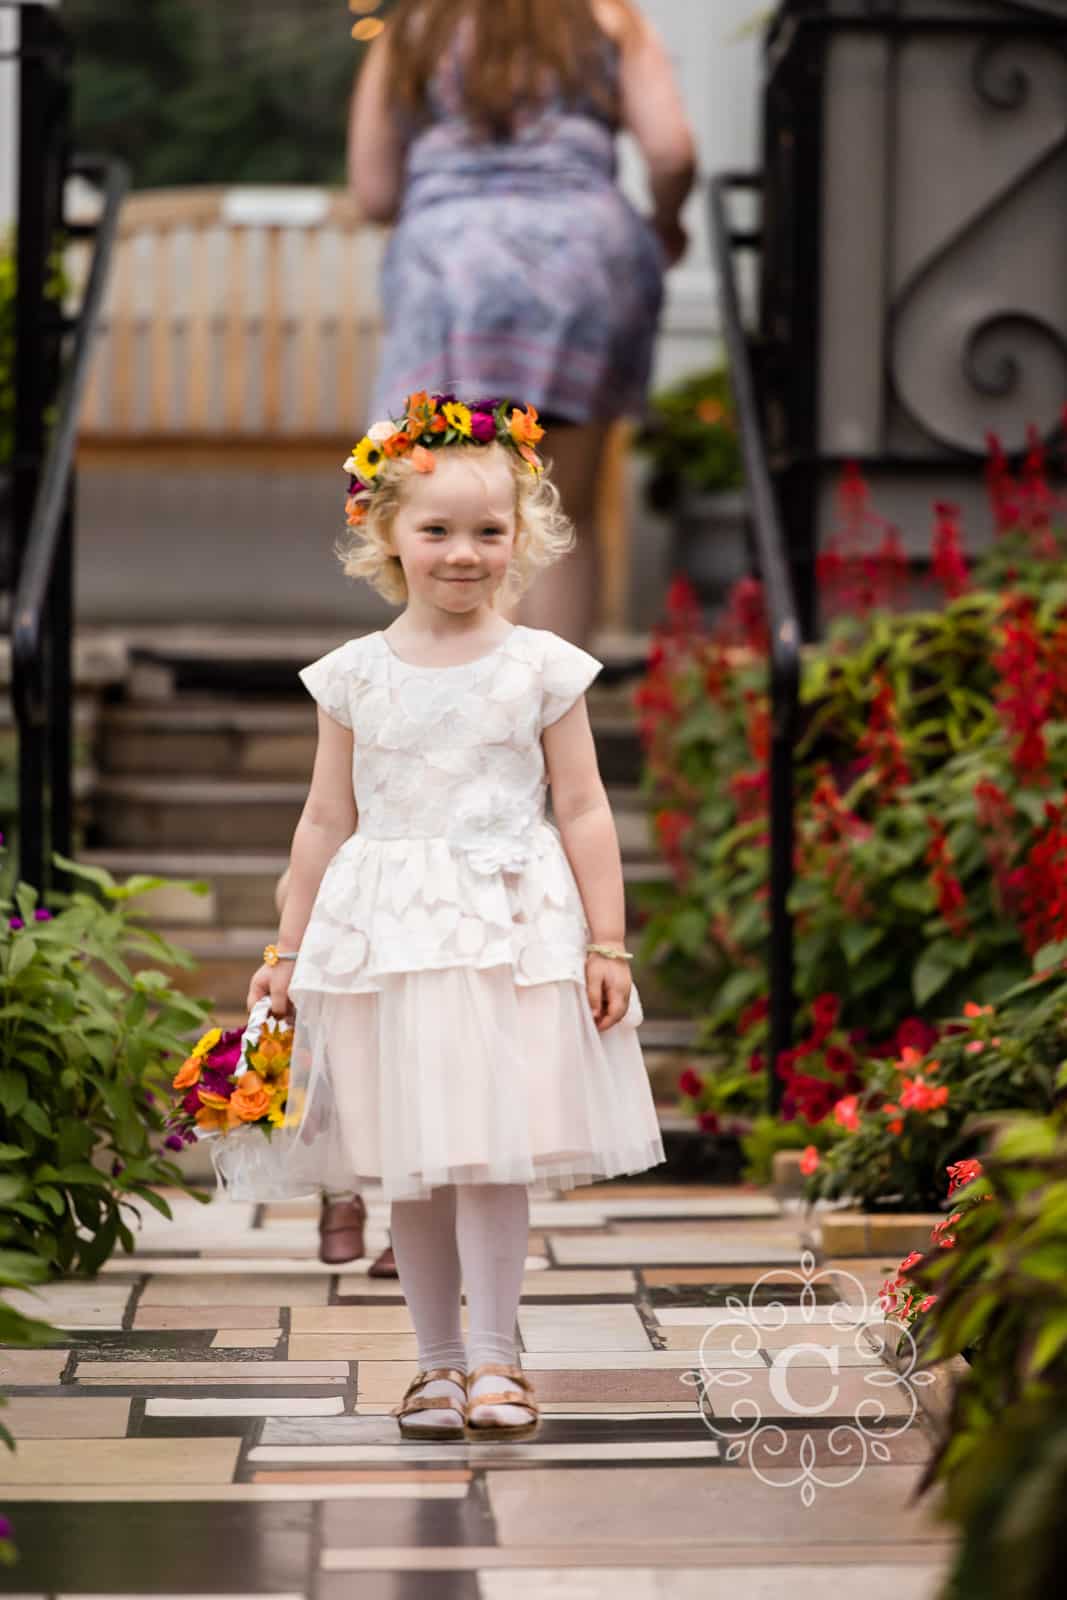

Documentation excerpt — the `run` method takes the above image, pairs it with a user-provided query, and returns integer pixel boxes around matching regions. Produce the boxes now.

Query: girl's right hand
[246,961,295,1021]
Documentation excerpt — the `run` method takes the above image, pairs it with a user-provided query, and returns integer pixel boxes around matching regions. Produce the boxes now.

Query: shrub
[902,1085,1067,1599]
[0,846,212,1281]
[633,418,1067,1152]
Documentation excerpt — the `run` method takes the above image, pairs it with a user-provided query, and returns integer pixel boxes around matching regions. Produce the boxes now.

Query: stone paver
[0,1182,956,1594]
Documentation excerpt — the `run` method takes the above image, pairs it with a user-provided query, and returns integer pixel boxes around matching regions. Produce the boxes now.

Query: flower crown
[343,391,545,528]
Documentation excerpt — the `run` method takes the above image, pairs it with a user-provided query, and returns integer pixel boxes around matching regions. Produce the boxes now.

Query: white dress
[259,623,665,1204]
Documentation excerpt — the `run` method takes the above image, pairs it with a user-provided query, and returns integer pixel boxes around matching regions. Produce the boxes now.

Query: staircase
[76,628,719,1170]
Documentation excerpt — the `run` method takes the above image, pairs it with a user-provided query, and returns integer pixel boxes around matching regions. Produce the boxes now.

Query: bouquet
[165,999,295,1197]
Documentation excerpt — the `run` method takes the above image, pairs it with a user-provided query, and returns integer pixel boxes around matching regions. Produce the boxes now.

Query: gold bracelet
[263,944,300,967]
[586,943,634,962]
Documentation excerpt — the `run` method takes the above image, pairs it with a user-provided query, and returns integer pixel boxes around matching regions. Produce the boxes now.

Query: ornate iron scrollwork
[890,27,1067,455]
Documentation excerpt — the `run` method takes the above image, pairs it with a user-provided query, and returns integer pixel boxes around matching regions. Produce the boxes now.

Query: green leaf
[1033,940,1067,973]
[913,946,956,1008]
[841,924,883,967]
[0,1068,28,1117]
[19,1101,52,1137]
[0,1250,51,1285]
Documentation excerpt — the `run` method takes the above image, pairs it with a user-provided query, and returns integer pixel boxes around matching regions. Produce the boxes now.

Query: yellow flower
[443,402,472,437]
[192,1027,221,1059]
[352,436,384,481]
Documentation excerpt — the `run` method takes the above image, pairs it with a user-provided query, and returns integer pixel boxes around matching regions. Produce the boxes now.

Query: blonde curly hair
[334,441,575,611]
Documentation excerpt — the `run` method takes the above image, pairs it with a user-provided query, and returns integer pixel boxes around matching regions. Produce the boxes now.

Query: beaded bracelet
[586,943,634,962]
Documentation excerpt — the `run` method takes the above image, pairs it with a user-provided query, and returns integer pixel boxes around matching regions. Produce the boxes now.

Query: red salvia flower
[985,430,1023,535]
[725,577,769,655]
[856,671,911,795]
[1017,800,1067,956]
[931,501,969,599]
[993,594,1052,778]
[925,816,969,936]
[973,777,1021,914]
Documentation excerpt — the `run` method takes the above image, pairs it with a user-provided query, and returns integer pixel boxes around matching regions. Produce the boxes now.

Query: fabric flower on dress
[450,788,536,876]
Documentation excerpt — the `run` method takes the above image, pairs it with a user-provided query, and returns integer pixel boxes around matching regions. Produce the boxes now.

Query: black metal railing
[7,2,128,895]
[10,153,127,896]
[709,173,801,1111]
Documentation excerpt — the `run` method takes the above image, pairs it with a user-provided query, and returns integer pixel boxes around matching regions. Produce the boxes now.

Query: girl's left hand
[585,954,631,1033]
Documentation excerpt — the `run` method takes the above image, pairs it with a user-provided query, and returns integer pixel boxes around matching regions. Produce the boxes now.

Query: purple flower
[164,1133,184,1152]
[0,1514,12,1541]
[205,1043,242,1074]
[469,397,502,413]
[430,392,457,408]
[35,908,53,921]
[182,1089,204,1115]
[8,916,23,931]
[183,1128,197,1145]
[143,1090,156,1105]
[470,412,497,443]
[200,1067,236,1098]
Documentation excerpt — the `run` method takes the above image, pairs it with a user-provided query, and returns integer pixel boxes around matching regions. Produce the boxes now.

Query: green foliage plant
[0,847,213,1283]
[900,1082,1067,1600]
[632,438,1067,1203]
[634,365,745,511]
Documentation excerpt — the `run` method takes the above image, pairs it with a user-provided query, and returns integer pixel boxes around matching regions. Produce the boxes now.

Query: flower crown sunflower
[343,391,545,528]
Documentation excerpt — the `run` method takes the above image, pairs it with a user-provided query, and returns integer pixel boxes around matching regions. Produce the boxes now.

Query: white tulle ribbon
[209,1121,293,1201]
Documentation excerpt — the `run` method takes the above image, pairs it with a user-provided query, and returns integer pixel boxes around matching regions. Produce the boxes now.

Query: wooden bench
[69,186,631,630]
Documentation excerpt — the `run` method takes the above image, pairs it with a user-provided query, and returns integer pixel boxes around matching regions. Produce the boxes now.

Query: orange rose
[195,1103,228,1133]
[172,1056,201,1090]
[383,430,412,458]
[429,413,447,433]
[509,405,544,448]
[411,445,436,474]
[230,1071,272,1123]
[345,496,368,527]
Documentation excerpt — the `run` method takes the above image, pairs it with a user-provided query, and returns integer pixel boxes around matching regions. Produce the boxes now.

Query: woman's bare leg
[503,421,611,648]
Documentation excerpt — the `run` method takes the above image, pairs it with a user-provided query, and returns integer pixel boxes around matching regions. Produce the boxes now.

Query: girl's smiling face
[387,449,518,616]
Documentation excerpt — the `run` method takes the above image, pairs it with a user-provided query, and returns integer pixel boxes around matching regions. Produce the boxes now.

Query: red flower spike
[931,501,969,599]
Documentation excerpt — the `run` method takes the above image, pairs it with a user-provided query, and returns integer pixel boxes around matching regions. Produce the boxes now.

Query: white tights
[389,1182,530,1430]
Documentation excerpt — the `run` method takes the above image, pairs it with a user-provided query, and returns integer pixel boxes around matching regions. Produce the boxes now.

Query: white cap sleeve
[539,634,603,733]
[298,642,354,730]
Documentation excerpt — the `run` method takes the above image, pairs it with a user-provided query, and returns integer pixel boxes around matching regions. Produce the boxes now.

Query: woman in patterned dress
[348,0,696,646]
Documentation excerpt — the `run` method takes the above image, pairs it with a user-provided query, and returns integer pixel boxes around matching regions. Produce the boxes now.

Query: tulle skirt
[213,965,665,1204]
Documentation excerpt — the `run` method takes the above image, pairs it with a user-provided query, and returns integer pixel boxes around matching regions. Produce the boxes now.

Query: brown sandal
[392,1367,468,1441]
[464,1362,541,1441]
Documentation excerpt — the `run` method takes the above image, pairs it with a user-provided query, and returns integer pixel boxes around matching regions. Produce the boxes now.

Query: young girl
[349,0,696,646]
[246,393,664,1440]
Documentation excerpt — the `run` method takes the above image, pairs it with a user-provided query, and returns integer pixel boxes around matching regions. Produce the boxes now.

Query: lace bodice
[299,625,600,870]
[288,625,629,1005]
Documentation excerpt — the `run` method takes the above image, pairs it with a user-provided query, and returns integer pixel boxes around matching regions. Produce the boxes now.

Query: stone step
[134,920,684,1017]
[110,624,654,699]
[80,849,671,930]
[87,778,657,855]
[97,688,645,786]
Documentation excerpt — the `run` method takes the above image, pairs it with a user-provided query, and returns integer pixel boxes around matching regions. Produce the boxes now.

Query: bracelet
[263,944,300,967]
[586,943,634,962]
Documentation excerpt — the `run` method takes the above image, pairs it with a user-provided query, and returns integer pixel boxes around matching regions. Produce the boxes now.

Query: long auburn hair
[385,0,634,135]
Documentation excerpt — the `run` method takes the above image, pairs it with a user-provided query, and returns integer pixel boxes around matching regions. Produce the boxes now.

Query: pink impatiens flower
[799,1145,820,1176]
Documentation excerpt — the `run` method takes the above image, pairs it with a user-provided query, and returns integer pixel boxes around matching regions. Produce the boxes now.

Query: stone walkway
[0,1181,956,1597]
